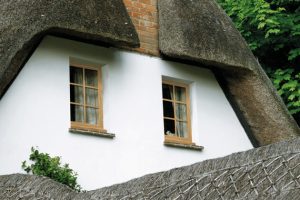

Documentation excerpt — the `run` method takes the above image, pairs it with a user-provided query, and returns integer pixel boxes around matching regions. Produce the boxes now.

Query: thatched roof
[0,0,139,99]
[0,0,298,146]
[1,138,300,199]
[158,0,300,146]
[1,1,299,199]
[158,0,256,71]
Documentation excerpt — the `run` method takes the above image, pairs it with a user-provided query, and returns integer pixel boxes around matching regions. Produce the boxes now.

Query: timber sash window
[70,64,105,132]
[162,80,192,144]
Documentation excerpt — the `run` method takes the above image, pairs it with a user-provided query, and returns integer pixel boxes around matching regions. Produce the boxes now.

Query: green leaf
[288,94,296,100]
[265,29,281,38]
[288,48,300,61]
[282,80,297,91]
[258,22,266,29]
[283,73,291,81]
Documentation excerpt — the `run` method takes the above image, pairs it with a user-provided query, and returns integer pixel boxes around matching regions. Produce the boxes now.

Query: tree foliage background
[217,0,300,123]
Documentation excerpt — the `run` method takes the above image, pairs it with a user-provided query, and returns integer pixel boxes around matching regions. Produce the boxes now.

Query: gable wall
[123,0,159,55]
[0,36,252,189]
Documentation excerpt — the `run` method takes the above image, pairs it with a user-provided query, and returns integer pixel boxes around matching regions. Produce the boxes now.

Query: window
[162,80,192,144]
[69,63,106,132]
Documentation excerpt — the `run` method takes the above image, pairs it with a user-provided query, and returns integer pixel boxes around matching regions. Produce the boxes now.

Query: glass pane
[70,66,83,84]
[162,84,173,100]
[175,86,186,102]
[86,88,98,107]
[175,103,187,120]
[164,119,175,135]
[70,85,83,104]
[176,121,188,138]
[85,69,98,87]
[86,108,98,125]
[163,101,174,118]
[70,105,84,122]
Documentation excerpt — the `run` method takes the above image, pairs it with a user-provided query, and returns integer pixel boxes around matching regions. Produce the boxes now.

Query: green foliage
[217,0,300,68]
[22,147,81,191]
[269,68,300,114]
[217,0,300,117]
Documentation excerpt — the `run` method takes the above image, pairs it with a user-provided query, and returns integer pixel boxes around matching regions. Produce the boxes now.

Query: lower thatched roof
[1,138,300,199]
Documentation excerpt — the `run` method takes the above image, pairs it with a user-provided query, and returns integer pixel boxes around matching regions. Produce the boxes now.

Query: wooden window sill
[69,128,115,138]
[164,141,204,151]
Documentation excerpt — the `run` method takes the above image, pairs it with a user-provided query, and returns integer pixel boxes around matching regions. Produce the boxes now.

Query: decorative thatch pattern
[1,138,300,199]
[158,0,300,146]
[0,0,139,99]
[103,152,300,199]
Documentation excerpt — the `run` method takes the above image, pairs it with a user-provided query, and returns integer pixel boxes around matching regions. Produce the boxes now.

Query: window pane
[176,121,187,138]
[175,103,187,121]
[70,105,84,122]
[70,85,83,104]
[162,84,173,100]
[85,69,98,87]
[175,86,186,102]
[70,67,83,84]
[86,88,98,107]
[163,101,174,118]
[86,108,98,125]
[164,119,175,135]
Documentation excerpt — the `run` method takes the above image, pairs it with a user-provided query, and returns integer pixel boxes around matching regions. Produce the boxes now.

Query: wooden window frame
[162,79,192,145]
[70,62,106,133]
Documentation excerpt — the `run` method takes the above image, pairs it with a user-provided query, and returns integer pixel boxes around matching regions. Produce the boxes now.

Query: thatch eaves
[158,0,300,146]
[0,0,139,98]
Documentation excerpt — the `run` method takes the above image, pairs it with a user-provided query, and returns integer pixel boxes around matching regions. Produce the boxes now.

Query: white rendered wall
[0,36,252,189]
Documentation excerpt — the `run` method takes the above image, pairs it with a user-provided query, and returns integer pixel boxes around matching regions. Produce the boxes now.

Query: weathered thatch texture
[1,138,300,199]
[0,174,77,199]
[158,0,256,71]
[222,67,299,145]
[158,0,300,146]
[0,0,139,99]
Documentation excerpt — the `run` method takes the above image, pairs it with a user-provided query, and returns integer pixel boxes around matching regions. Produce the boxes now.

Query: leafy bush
[269,68,300,114]
[22,147,81,191]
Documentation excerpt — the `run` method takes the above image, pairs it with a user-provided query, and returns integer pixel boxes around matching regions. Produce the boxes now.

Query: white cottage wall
[0,36,252,189]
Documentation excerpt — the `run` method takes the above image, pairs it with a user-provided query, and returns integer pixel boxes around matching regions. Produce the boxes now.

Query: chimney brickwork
[123,0,159,56]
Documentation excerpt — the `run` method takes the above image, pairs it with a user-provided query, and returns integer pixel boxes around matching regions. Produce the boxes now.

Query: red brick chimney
[123,0,159,56]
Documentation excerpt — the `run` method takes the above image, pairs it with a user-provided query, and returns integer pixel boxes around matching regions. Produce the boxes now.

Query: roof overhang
[0,0,139,99]
[158,0,300,146]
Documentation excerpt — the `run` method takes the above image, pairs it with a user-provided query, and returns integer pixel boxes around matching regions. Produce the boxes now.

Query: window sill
[164,141,204,151]
[69,128,115,138]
